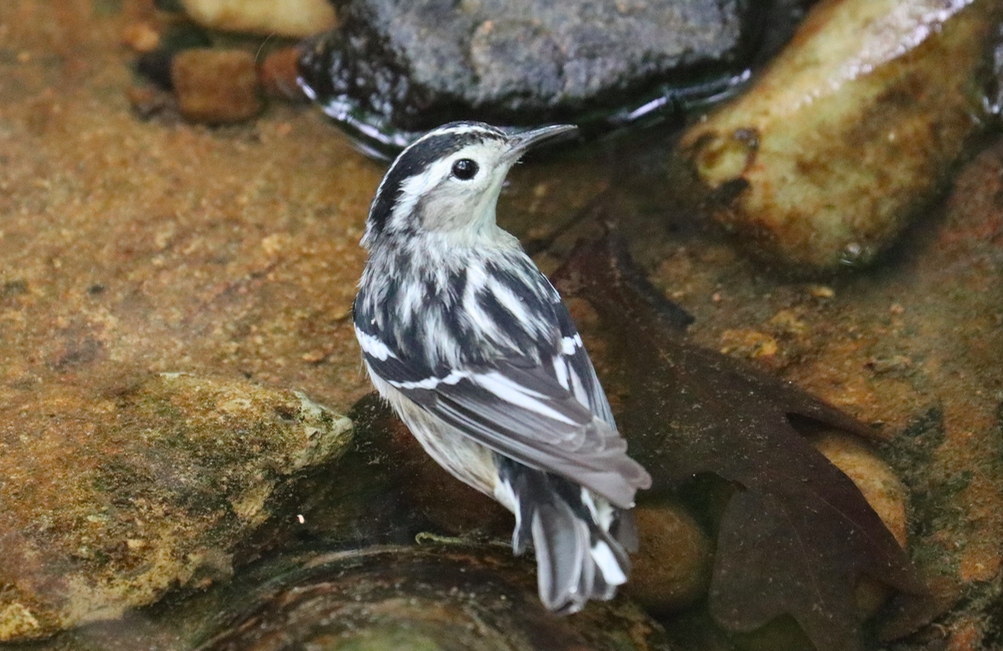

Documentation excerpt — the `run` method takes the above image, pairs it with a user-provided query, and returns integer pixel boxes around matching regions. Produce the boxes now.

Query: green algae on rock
[0,373,352,641]
[680,0,1003,271]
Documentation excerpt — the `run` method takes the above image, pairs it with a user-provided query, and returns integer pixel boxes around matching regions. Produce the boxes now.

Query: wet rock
[0,373,352,641]
[126,84,172,119]
[259,46,308,101]
[680,0,1003,271]
[180,0,336,38]
[346,396,713,613]
[810,431,911,618]
[298,0,758,156]
[810,432,909,550]
[195,546,673,651]
[625,502,713,615]
[135,21,215,91]
[171,48,262,124]
[121,21,161,53]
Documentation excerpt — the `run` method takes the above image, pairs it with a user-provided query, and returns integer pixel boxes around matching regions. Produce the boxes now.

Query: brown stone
[680,0,1003,270]
[810,432,909,550]
[259,46,308,102]
[0,374,352,640]
[121,21,160,53]
[171,48,262,125]
[624,502,712,614]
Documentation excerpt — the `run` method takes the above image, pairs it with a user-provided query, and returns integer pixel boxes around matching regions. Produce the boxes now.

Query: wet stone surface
[298,0,758,155]
[171,48,261,124]
[0,373,352,640]
[680,0,1003,271]
[196,546,673,651]
[2,0,1003,649]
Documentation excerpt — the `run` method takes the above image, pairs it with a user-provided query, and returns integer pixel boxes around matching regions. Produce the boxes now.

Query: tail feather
[500,460,633,614]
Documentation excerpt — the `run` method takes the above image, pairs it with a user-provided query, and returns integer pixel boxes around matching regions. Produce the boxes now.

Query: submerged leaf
[550,234,924,651]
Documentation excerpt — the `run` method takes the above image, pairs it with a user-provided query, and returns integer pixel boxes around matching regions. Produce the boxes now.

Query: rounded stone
[809,431,911,617]
[171,48,262,125]
[196,545,674,651]
[680,0,1003,270]
[180,0,336,37]
[0,373,352,641]
[810,431,909,550]
[624,501,712,614]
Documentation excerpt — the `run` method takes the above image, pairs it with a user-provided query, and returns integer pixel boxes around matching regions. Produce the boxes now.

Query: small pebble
[624,502,712,614]
[300,349,327,363]
[808,284,835,298]
[259,47,308,102]
[126,85,170,119]
[719,329,779,360]
[122,21,161,53]
[171,49,262,124]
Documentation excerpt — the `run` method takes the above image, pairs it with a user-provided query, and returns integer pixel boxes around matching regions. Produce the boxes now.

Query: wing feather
[354,254,650,508]
[366,344,650,508]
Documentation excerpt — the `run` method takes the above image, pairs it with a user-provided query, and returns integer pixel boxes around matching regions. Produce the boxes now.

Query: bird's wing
[356,313,651,509]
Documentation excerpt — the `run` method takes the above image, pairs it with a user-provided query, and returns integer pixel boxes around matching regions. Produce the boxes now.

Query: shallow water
[1,1,1001,649]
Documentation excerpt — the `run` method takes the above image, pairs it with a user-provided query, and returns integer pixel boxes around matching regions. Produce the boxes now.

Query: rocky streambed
[1,0,1002,650]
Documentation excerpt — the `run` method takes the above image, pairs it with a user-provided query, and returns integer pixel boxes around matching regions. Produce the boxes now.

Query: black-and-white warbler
[353,121,652,613]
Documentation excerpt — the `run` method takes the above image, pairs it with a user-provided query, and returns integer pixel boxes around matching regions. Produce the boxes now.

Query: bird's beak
[507,124,578,160]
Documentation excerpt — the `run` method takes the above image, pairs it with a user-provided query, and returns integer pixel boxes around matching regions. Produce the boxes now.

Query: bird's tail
[497,461,637,614]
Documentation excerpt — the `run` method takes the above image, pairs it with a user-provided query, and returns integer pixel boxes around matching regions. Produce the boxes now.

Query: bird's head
[362,121,577,249]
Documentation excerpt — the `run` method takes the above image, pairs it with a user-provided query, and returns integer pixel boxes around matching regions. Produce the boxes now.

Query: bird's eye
[451,158,479,180]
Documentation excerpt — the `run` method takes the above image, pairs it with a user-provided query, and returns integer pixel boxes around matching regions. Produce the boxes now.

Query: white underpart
[493,477,518,513]
[355,327,397,361]
[493,478,522,549]
[591,540,627,586]
[366,366,499,496]
[476,371,578,425]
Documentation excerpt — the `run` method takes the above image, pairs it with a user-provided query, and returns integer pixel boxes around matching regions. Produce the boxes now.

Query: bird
[352,121,652,614]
